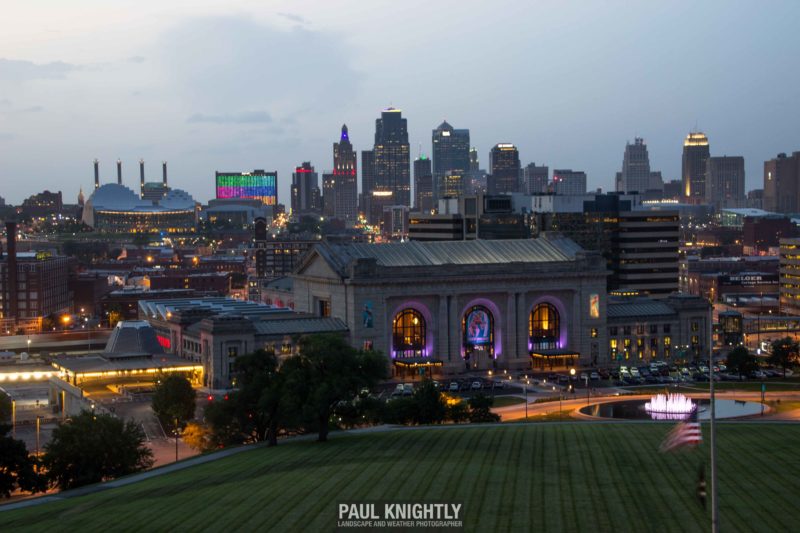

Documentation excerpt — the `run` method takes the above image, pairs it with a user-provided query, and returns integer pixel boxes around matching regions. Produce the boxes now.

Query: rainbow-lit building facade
[215,170,277,206]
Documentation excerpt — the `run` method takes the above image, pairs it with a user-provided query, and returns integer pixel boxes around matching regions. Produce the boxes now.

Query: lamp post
[26,337,31,352]
[35,416,40,456]
[175,416,179,463]
[585,375,590,405]
[11,400,16,438]
[524,379,529,421]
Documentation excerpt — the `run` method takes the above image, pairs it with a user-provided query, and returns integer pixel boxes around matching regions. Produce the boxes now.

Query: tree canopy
[0,425,46,498]
[152,374,196,429]
[44,411,153,490]
[284,334,386,442]
[769,337,799,378]
[727,346,758,379]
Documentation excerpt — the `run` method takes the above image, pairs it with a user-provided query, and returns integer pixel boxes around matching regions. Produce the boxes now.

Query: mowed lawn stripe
[3,424,800,532]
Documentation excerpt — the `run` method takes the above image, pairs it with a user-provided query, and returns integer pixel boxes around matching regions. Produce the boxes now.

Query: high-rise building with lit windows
[488,144,520,194]
[291,162,320,216]
[682,132,710,204]
[372,108,411,206]
[322,125,358,221]
[432,121,469,202]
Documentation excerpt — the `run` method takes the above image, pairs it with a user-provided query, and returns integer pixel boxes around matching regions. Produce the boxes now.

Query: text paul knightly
[337,502,463,529]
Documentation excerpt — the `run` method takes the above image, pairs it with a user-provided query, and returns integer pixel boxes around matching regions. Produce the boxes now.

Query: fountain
[644,393,696,419]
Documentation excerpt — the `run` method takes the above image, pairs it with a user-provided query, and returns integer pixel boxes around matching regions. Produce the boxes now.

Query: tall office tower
[360,149,375,216]
[291,162,321,215]
[371,108,411,207]
[413,155,434,213]
[764,152,800,214]
[321,124,358,221]
[488,144,521,194]
[706,156,745,210]
[432,121,470,202]
[523,163,549,194]
[469,147,480,172]
[682,132,710,204]
[552,169,587,195]
[615,138,663,194]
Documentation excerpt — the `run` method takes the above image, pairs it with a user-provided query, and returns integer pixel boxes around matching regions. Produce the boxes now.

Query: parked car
[590,371,600,381]
[471,380,483,390]
[492,379,507,389]
[391,384,405,397]
[750,370,767,379]
[448,381,460,392]
[403,383,414,396]
[598,369,610,379]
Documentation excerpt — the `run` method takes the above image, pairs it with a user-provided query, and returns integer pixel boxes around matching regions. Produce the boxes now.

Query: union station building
[292,235,613,377]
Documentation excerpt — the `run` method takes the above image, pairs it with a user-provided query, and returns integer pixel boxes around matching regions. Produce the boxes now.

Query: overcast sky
[1,1,799,204]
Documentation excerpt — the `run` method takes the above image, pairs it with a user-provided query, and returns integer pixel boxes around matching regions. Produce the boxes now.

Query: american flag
[659,408,702,452]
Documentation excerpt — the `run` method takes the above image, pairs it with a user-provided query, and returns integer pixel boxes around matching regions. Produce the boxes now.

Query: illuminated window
[393,308,426,358]
[591,328,598,338]
[530,303,560,350]
[610,339,618,358]
[691,321,699,332]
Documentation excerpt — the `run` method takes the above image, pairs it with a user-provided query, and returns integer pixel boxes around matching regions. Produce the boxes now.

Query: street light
[524,379,530,421]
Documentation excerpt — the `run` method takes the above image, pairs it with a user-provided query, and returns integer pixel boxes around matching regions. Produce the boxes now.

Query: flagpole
[709,349,718,533]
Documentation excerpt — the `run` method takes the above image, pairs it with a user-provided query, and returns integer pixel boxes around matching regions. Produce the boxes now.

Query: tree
[182,422,215,453]
[468,394,500,423]
[411,379,447,425]
[204,395,241,448]
[727,346,758,380]
[0,392,11,424]
[233,349,286,446]
[284,334,386,442]
[446,401,470,424]
[769,337,799,378]
[0,425,46,498]
[152,374,196,430]
[44,411,153,490]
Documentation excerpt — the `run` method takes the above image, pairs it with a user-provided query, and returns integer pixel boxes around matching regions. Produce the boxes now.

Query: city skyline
[1,1,799,203]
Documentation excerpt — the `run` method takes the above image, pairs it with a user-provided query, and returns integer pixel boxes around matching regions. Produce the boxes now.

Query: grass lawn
[491,396,526,408]
[3,423,800,532]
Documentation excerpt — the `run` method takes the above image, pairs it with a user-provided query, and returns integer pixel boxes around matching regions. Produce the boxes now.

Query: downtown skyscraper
[413,155,434,213]
[363,108,410,223]
[706,155,745,210]
[432,121,470,202]
[682,132,710,204]
[488,143,521,194]
[322,125,358,221]
[291,162,320,215]
[615,138,663,194]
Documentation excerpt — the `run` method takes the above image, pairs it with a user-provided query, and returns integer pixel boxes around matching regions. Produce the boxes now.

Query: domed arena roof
[159,189,196,210]
[88,183,151,211]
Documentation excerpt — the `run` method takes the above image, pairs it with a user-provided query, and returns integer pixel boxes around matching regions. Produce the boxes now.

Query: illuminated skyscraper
[323,125,358,221]
[432,121,470,202]
[488,144,521,194]
[291,161,320,215]
[682,132,710,204]
[372,108,411,207]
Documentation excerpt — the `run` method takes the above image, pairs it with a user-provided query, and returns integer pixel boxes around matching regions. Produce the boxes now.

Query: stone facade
[291,237,610,375]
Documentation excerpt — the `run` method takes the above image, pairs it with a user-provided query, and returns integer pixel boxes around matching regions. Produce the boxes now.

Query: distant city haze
[1,1,798,204]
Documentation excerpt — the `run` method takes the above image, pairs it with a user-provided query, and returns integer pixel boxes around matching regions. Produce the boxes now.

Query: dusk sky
[1,1,799,204]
